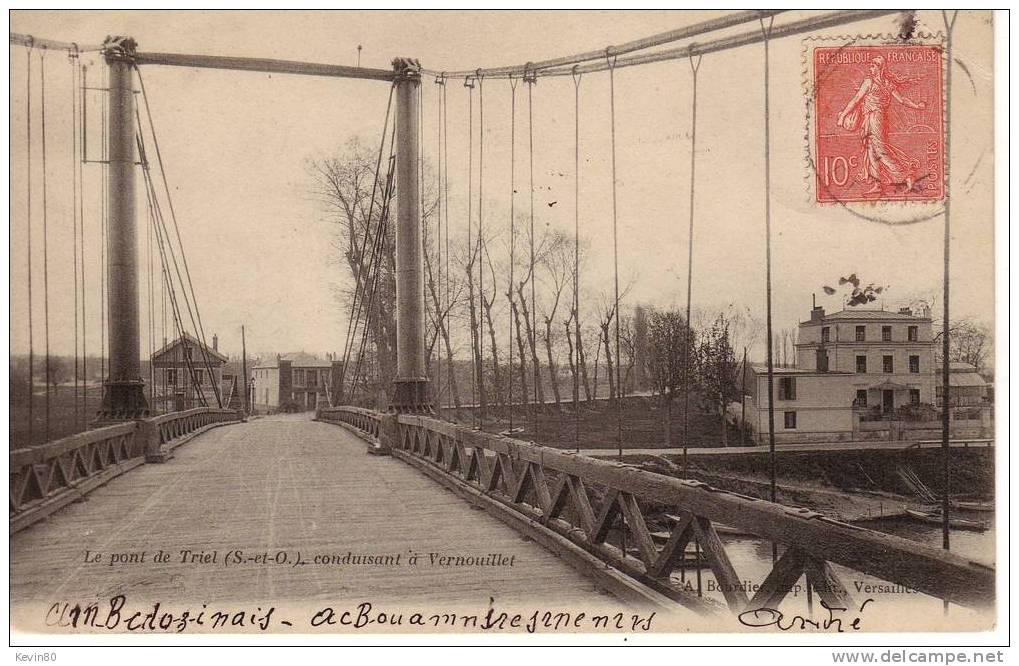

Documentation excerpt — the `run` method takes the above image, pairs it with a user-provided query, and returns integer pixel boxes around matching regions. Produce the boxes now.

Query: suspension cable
[464,75,477,427]
[25,44,34,447]
[682,53,702,476]
[345,120,397,402]
[136,127,210,407]
[79,63,88,423]
[572,66,582,454]
[760,15,778,566]
[442,76,451,412]
[100,62,107,388]
[40,48,52,442]
[420,11,780,80]
[346,129,398,404]
[70,48,81,430]
[507,74,518,431]
[607,53,623,462]
[525,69,537,437]
[135,67,222,407]
[435,75,444,410]
[141,154,207,407]
[335,83,395,401]
[477,70,486,430]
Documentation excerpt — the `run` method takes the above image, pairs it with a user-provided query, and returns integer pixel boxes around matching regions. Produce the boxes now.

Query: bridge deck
[11,415,617,624]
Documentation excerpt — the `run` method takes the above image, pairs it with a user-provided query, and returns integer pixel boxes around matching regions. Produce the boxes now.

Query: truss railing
[9,407,242,534]
[322,407,994,614]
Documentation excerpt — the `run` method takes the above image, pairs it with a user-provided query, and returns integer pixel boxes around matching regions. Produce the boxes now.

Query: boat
[661,513,755,537]
[949,500,995,512]
[903,508,989,532]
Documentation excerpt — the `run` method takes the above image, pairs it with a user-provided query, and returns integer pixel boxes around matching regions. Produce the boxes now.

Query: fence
[9,407,242,534]
[322,406,994,614]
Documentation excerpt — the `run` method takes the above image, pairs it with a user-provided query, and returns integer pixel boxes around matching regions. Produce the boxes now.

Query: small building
[251,353,343,413]
[935,362,991,407]
[150,333,228,412]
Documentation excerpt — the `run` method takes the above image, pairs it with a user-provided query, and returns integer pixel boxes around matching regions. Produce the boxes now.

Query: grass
[9,385,110,450]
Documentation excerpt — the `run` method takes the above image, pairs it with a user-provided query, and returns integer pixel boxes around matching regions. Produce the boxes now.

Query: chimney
[810,305,825,324]
[212,334,219,351]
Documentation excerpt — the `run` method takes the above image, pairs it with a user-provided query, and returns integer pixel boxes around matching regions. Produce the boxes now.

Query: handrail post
[390,57,432,415]
[96,35,149,423]
[139,418,170,463]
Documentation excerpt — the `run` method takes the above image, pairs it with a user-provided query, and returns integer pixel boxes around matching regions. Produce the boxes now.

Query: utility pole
[97,35,149,422]
[739,346,747,446]
[241,325,249,416]
[390,57,431,413]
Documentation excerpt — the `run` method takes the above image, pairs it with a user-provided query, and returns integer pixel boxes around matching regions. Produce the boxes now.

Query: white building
[745,305,939,443]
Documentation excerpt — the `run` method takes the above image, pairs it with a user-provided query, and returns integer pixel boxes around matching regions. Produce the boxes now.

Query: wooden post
[241,325,248,416]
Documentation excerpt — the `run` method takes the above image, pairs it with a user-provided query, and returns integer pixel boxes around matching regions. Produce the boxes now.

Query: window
[307,371,318,387]
[293,369,304,386]
[193,369,203,385]
[908,326,918,342]
[784,411,797,429]
[909,355,920,373]
[883,355,894,373]
[855,325,866,341]
[821,326,830,343]
[166,368,177,385]
[909,389,921,406]
[817,350,829,372]
[856,355,867,373]
[183,346,192,360]
[882,325,892,341]
[855,389,868,407]
[778,377,796,400]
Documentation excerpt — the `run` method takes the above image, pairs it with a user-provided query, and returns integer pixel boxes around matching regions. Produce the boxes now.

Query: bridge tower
[390,58,431,413]
[96,36,150,422]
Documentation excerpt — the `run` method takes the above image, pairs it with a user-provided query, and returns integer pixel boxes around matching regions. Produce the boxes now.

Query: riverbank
[630,448,994,523]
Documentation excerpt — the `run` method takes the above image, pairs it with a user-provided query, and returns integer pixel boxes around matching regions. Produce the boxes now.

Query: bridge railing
[325,407,994,614]
[147,407,242,454]
[10,407,242,534]
[316,405,382,444]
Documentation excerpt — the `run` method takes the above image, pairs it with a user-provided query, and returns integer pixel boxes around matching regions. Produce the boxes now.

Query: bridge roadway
[10,414,624,627]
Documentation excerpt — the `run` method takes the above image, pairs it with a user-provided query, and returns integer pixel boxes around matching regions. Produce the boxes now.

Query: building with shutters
[743,304,948,443]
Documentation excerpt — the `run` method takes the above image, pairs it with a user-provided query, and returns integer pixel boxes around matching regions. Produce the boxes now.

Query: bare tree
[423,218,466,414]
[538,231,571,411]
[309,137,398,406]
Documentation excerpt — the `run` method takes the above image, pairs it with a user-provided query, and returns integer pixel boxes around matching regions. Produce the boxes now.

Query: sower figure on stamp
[836,56,927,195]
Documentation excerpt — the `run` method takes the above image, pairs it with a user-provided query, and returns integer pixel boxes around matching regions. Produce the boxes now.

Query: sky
[8,10,997,362]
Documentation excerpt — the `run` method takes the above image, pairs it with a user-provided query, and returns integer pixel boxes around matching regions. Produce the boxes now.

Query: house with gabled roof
[150,333,228,412]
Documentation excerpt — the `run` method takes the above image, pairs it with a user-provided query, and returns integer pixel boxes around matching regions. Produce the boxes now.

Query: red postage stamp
[813,44,944,204]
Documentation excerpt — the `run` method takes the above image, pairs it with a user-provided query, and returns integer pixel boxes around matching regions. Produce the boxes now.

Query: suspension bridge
[9,10,994,631]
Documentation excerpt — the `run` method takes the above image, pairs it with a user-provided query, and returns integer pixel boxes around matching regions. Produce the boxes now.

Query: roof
[800,308,931,325]
[253,353,335,369]
[151,333,228,363]
[948,373,988,388]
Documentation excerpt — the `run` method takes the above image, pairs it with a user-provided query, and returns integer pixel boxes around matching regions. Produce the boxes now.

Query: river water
[667,511,995,630]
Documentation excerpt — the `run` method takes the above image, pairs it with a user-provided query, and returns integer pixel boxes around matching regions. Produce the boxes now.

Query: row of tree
[309,138,994,417]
